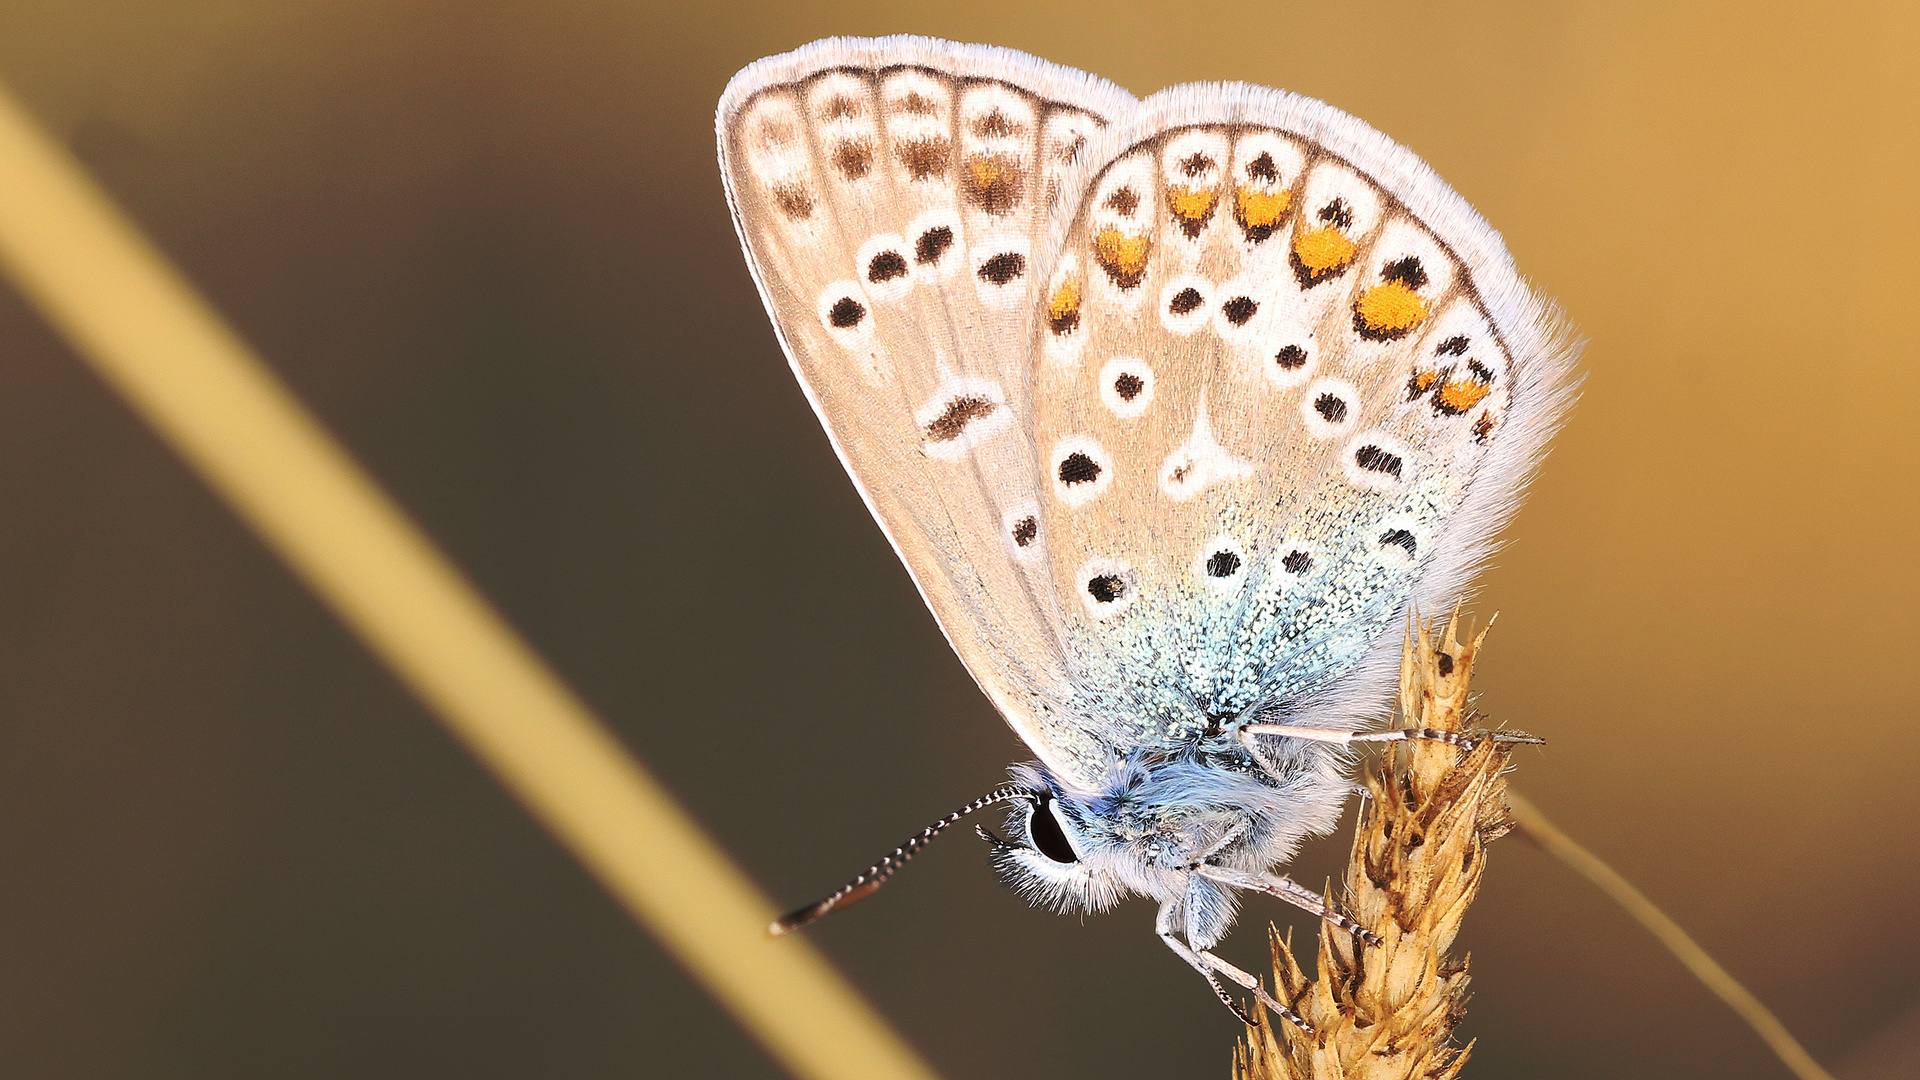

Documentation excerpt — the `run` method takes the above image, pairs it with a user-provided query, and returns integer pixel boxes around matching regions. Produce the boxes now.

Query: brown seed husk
[1237,614,1518,1080]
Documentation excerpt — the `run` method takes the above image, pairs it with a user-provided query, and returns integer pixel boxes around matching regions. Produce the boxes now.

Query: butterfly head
[978,763,1128,916]
[982,741,1346,944]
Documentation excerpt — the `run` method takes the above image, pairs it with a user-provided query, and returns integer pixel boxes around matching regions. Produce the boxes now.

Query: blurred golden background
[0,2,1914,1078]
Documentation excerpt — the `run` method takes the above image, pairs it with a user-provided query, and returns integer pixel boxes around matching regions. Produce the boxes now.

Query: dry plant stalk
[1238,615,1519,1080]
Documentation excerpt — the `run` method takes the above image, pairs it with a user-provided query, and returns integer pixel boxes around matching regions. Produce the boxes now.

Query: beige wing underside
[718,40,1135,787]
[1027,106,1574,752]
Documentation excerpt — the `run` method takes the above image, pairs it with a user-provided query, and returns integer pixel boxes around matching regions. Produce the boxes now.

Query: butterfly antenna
[769,784,1030,935]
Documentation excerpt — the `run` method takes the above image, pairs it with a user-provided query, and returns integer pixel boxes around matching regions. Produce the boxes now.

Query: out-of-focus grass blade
[0,79,941,1080]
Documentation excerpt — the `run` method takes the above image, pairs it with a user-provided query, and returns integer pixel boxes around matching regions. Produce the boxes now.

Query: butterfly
[717,35,1575,1028]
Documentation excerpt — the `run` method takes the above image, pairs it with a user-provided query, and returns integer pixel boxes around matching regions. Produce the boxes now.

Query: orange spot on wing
[1047,279,1082,335]
[1435,377,1493,413]
[1167,186,1219,238]
[1093,227,1151,289]
[1235,186,1290,227]
[1353,282,1429,341]
[1292,225,1356,283]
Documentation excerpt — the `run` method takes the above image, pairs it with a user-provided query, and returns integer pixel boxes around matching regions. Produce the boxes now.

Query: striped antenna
[769,784,1031,934]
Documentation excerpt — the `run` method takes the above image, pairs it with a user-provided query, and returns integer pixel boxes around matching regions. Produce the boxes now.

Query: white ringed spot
[1076,557,1140,619]
[915,375,1011,460]
[1371,515,1428,569]
[1097,356,1155,418]
[1159,403,1254,502]
[816,280,872,348]
[855,233,914,303]
[1051,435,1114,507]
[1002,502,1042,563]
[905,208,963,283]
[1301,377,1360,439]
[1158,273,1213,335]
[1195,534,1248,593]
[1342,431,1412,491]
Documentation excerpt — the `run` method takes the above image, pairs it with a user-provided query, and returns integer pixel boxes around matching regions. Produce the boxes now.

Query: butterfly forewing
[1033,105,1561,749]
[718,40,1134,787]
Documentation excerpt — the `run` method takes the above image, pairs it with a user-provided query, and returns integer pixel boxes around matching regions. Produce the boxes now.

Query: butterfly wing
[717,38,1136,788]
[1029,88,1578,748]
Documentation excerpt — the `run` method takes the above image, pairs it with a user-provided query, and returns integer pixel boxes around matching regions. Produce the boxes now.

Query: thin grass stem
[1505,791,1835,1080]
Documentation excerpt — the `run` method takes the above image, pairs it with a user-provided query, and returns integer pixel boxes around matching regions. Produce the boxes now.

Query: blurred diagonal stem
[1505,792,1836,1080]
[0,78,941,1080]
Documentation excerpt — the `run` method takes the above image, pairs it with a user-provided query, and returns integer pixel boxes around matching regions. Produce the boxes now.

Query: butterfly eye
[1025,792,1081,865]
[1314,393,1348,424]
[815,281,875,346]
[1264,341,1315,388]
[1060,452,1100,485]
[1353,444,1403,479]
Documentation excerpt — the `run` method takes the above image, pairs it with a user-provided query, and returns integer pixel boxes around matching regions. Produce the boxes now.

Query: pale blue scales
[719,35,1578,1029]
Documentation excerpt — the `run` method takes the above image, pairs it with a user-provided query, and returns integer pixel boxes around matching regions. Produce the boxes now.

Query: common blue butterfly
[717,36,1574,1027]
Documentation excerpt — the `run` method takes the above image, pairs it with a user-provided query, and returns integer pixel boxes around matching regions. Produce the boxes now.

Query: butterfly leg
[1156,904,1313,1032]
[1196,865,1383,946]
[1241,722,1543,749]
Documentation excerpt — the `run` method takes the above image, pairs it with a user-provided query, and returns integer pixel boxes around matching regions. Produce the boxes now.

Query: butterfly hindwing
[718,39,1135,787]
[1031,91,1574,751]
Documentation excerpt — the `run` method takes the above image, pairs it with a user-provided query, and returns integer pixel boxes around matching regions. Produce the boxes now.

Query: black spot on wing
[977,252,1027,285]
[1206,550,1242,578]
[1058,452,1101,486]
[915,226,954,265]
[828,297,865,328]
[867,251,907,283]
[1354,444,1404,479]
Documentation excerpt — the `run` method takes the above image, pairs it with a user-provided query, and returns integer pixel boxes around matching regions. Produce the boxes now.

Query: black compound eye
[1026,791,1079,864]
